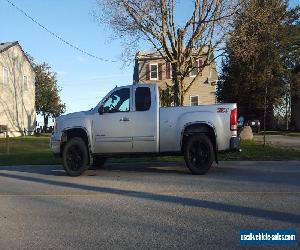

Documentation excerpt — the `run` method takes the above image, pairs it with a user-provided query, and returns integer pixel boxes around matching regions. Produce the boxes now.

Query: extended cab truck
[50,84,240,176]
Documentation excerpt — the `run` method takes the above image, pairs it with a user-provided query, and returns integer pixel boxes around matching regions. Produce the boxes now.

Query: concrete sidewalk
[254,134,300,151]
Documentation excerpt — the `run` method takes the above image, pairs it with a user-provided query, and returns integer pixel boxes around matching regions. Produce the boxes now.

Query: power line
[3,0,117,63]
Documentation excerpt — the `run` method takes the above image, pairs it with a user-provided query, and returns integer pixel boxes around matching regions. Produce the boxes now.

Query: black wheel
[63,137,89,176]
[91,156,107,169]
[184,134,214,175]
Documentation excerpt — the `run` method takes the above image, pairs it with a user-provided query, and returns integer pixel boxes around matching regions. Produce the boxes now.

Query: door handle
[120,117,130,122]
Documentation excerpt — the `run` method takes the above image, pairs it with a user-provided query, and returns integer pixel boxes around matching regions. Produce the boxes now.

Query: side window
[3,67,9,85]
[23,75,28,91]
[190,96,199,106]
[135,87,151,111]
[103,88,130,113]
[190,60,199,77]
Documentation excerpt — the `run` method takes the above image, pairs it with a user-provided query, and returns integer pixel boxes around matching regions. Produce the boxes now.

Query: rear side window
[135,87,151,111]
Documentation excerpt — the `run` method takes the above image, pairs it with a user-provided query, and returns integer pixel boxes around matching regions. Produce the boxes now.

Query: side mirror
[98,105,104,115]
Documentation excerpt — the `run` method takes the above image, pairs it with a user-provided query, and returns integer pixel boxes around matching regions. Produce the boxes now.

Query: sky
[0,0,138,124]
[0,0,299,124]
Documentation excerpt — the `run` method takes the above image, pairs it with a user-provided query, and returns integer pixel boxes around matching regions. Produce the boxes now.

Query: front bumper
[50,132,61,155]
[230,136,241,152]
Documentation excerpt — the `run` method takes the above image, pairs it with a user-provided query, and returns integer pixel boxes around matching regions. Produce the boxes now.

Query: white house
[0,41,36,137]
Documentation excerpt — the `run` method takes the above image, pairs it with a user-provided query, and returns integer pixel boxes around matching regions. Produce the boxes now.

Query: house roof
[0,41,34,69]
[0,41,18,53]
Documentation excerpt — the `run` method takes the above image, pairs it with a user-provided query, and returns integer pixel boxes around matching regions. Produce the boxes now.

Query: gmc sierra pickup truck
[50,84,240,176]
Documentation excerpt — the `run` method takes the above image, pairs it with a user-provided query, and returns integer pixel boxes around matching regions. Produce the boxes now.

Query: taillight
[230,108,237,131]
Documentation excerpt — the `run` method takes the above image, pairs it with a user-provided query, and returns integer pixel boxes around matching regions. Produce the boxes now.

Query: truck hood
[57,110,92,123]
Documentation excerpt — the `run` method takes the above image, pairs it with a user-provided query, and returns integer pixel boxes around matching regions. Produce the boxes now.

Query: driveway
[0,161,299,249]
[254,134,300,151]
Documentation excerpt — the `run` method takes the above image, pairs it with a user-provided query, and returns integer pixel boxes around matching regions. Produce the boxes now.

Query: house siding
[0,44,36,137]
[135,56,217,105]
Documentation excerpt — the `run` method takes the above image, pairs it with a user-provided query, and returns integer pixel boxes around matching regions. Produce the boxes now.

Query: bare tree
[95,0,239,105]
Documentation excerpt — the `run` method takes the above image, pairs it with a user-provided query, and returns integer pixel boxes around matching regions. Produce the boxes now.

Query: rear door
[131,85,159,152]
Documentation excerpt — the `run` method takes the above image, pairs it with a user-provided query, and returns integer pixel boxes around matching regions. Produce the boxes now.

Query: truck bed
[159,104,237,152]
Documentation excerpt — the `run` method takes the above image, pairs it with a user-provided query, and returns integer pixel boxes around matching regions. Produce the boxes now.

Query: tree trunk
[171,63,180,106]
[43,114,49,132]
[285,93,289,131]
[180,77,184,105]
[266,104,274,130]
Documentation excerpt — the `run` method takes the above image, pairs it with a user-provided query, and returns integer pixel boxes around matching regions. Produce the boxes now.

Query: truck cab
[93,84,159,154]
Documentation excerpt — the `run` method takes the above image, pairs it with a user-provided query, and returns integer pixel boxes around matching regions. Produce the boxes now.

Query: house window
[190,96,199,106]
[23,75,28,91]
[190,60,198,77]
[190,59,202,77]
[150,64,158,80]
[3,67,9,84]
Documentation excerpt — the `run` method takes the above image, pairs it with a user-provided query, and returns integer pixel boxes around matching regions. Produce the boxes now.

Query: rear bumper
[230,136,241,152]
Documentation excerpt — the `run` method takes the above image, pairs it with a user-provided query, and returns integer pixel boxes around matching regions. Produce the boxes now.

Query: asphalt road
[0,161,299,249]
[254,135,300,151]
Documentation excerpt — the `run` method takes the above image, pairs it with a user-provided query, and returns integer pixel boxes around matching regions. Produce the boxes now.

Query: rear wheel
[184,134,214,175]
[63,137,89,176]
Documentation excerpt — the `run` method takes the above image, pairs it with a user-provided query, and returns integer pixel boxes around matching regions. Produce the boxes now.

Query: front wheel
[184,134,214,175]
[63,137,89,176]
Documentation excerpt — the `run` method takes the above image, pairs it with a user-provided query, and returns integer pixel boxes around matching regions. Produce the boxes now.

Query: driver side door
[92,87,133,153]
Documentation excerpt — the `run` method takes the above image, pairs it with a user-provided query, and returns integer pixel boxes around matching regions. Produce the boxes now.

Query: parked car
[238,115,261,133]
[50,84,240,176]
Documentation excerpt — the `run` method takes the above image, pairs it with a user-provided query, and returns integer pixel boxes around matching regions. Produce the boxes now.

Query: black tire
[91,156,107,169]
[63,137,89,176]
[184,134,214,175]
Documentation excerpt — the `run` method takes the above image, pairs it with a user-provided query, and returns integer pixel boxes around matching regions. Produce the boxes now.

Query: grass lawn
[219,140,300,161]
[0,136,299,166]
[258,130,300,137]
[0,136,60,166]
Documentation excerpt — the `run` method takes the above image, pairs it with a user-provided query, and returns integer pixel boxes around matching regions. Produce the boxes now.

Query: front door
[92,87,133,153]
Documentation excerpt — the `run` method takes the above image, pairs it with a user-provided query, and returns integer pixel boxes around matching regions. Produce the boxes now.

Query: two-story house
[133,50,218,106]
[0,41,36,137]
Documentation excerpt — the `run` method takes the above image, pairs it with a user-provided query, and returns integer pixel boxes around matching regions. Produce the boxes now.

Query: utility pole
[285,87,290,131]
[263,82,267,147]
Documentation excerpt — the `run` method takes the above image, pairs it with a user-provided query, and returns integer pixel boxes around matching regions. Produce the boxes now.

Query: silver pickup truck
[50,84,240,176]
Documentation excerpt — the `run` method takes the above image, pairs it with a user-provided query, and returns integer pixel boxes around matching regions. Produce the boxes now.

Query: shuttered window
[150,64,158,80]
[146,63,163,81]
